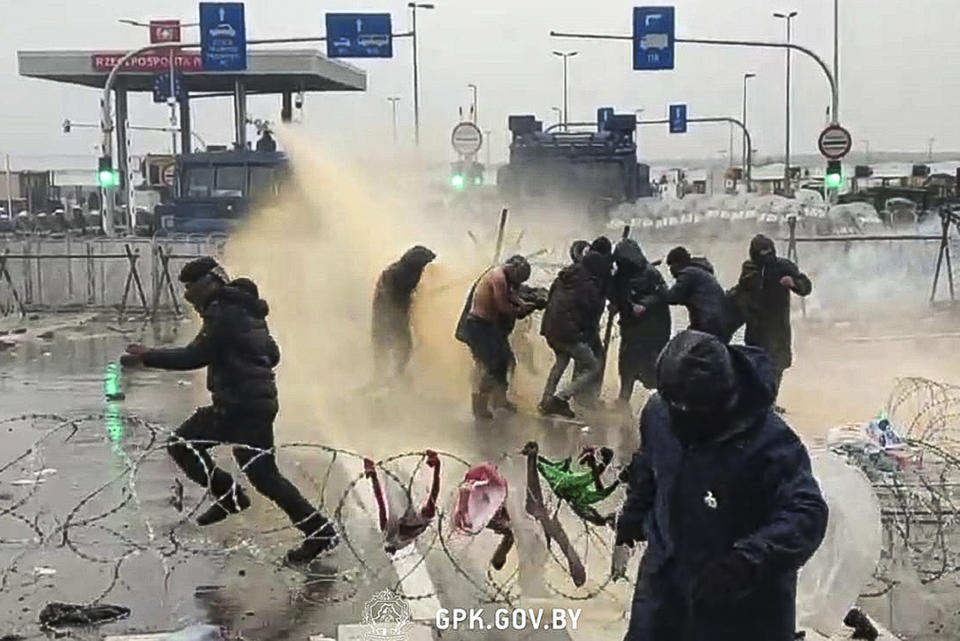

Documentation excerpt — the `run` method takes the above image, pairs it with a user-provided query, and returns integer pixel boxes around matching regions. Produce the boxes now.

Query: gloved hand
[690,553,757,611]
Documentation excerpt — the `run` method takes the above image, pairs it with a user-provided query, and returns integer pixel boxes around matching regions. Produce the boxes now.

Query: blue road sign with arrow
[633,6,675,71]
[669,104,687,133]
[200,3,247,71]
[326,13,393,58]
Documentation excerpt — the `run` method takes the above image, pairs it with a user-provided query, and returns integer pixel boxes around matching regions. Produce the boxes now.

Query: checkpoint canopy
[17,47,367,151]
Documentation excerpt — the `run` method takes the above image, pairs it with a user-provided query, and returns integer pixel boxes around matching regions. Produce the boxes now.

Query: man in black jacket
[736,234,812,405]
[662,246,728,339]
[120,257,337,564]
[372,245,436,379]
[611,239,671,406]
[616,330,828,641]
[538,251,608,419]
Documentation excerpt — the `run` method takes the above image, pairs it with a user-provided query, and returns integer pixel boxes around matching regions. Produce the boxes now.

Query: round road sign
[818,124,853,160]
[451,121,483,156]
[161,165,176,186]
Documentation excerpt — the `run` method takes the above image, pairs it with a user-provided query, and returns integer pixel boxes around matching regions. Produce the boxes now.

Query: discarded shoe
[286,523,340,564]
[197,488,251,526]
[539,396,576,419]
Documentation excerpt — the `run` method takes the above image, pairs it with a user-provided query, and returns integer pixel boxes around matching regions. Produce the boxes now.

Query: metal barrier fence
[0,233,227,319]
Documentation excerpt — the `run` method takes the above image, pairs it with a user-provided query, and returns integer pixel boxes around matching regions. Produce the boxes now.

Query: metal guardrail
[0,235,225,319]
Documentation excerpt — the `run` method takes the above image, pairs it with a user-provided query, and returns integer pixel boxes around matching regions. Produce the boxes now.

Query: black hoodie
[143,279,281,407]
[663,256,728,339]
[373,246,437,340]
[612,239,671,336]
[540,253,607,345]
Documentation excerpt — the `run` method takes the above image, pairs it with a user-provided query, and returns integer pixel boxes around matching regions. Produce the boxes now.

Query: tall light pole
[408,2,435,147]
[833,0,839,119]
[467,83,478,123]
[552,50,578,129]
[742,72,756,178]
[387,97,400,145]
[551,106,563,124]
[928,137,935,162]
[774,11,798,196]
[484,129,492,166]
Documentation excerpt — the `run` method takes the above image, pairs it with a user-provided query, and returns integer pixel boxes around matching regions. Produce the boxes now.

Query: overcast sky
[1,0,958,166]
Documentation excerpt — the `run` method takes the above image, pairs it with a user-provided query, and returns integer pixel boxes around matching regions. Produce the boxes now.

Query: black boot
[539,396,576,419]
[490,386,518,414]
[197,486,251,526]
[285,521,340,564]
[471,393,494,420]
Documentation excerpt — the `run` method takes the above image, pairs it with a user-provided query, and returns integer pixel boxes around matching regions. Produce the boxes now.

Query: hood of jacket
[216,278,270,318]
[614,238,648,272]
[749,234,777,265]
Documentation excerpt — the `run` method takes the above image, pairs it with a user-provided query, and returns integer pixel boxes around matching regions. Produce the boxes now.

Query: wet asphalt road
[0,327,631,640]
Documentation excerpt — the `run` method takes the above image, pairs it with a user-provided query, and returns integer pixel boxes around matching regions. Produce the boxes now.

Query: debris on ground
[38,602,131,628]
[0,340,15,351]
[843,608,879,640]
[170,478,184,512]
[32,567,56,577]
[37,331,54,340]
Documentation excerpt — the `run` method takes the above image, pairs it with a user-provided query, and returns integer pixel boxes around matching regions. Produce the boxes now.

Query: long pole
[388,97,400,145]
[742,73,754,179]
[5,155,13,222]
[786,17,793,197]
[548,31,838,126]
[411,5,422,146]
[468,84,478,123]
[563,56,569,128]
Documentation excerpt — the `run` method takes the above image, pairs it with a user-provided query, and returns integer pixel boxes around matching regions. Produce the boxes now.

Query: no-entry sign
[451,122,483,156]
[818,124,853,160]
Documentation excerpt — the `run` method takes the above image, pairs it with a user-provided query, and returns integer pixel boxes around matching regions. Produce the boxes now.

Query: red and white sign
[818,124,853,160]
[161,165,177,187]
[91,52,203,73]
[150,20,182,44]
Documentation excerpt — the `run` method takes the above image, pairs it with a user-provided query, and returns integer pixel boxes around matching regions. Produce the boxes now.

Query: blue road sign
[633,6,675,71]
[200,3,247,71]
[153,72,186,103]
[326,13,393,58]
[669,104,687,133]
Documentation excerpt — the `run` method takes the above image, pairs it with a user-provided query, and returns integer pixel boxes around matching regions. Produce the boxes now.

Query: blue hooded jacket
[618,333,828,641]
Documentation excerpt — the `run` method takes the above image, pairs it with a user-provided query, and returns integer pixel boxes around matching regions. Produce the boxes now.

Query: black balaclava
[582,250,612,280]
[179,257,228,311]
[749,234,777,266]
[590,236,612,256]
[614,238,648,274]
[657,330,740,443]
[394,245,437,292]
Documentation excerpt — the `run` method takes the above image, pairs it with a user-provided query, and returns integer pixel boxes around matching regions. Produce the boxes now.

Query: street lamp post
[387,97,401,145]
[774,11,798,196]
[467,83,478,123]
[833,0,839,119]
[408,2,435,147]
[551,106,563,124]
[929,137,936,162]
[742,72,756,180]
[552,50,578,129]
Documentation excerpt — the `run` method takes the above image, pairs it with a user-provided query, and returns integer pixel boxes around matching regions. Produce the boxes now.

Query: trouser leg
[541,347,572,404]
[166,406,239,506]
[558,342,602,401]
[618,374,636,402]
[231,414,329,535]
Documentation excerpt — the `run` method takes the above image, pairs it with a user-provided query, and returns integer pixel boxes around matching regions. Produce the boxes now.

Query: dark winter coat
[663,258,728,339]
[372,246,436,344]
[737,235,812,371]
[613,240,671,386]
[617,342,828,641]
[143,280,281,408]
[540,255,606,346]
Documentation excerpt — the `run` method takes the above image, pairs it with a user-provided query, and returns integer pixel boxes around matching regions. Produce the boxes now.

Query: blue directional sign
[200,3,247,71]
[326,13,393,58]
[669,104,687,133]
[633,6,675,71]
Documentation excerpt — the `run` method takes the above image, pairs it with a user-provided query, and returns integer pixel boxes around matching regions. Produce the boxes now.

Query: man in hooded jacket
[120,257,337,564]
[611,239,671,405]
[661,247,728,340]
[538,250,609,418]
[372,245,437,378]
[615,329,828,641]
[736,234,812,400]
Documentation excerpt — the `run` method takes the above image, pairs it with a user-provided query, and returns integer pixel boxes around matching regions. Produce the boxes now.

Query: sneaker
[539,396,576,419]
[285,523,340,564]
[196,487,251,527]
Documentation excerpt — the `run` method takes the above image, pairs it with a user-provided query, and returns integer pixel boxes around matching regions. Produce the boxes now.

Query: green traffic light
[825,172,843,189]
[98,169,119,188]
[451,174,465,189]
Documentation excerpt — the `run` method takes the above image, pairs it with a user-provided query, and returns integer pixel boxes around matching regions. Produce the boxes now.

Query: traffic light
[825,160,843,190]
[98,156,120,189]
[450,160,466,190]
[451,173,466,189]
